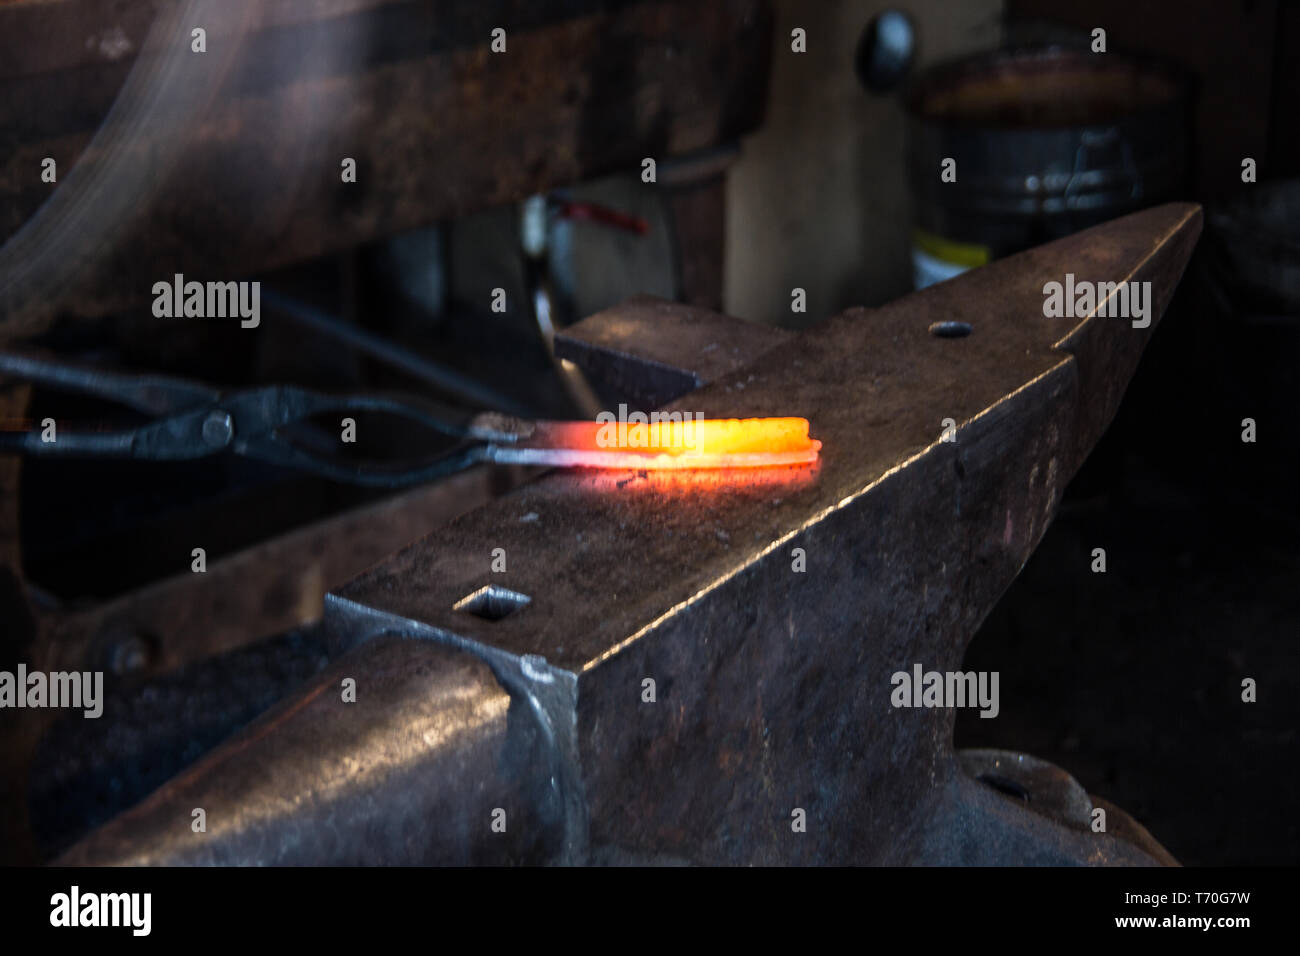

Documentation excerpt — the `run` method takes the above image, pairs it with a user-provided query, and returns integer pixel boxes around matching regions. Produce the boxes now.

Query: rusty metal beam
[35,463,530,681]
[58,203,1202,865]
[0,0,772,339]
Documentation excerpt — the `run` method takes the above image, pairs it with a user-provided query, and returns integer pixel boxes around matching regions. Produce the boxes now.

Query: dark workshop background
[0,0,1296,865]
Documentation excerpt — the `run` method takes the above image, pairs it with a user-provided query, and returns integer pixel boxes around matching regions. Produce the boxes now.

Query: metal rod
[261,288,528,416]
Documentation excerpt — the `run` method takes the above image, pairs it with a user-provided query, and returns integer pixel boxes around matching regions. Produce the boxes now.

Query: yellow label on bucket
[911,229,991,268]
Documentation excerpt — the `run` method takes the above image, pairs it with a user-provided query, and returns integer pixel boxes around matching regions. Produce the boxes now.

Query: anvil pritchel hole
[929,320,973,338]
[454,585,532,621]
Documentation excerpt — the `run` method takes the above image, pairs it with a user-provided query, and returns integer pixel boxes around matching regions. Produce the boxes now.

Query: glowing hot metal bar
[488,417,821,469]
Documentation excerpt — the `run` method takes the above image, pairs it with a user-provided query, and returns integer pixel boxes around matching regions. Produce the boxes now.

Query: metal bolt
[202,409,234,447]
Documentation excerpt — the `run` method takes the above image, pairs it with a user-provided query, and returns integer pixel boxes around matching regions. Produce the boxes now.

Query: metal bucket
[904,48,1191,288]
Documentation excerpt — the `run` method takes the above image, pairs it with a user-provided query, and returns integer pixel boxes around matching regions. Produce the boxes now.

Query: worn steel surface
[64,635,567,865]
[0,459,528,864]
[555,294,794,406]
[58,203,1202,865]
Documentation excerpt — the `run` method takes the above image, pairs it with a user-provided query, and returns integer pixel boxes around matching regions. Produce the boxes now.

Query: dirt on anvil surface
[957,433,1299,867]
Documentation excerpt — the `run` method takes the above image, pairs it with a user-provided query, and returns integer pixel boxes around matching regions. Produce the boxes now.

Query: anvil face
[58,203,1200,867]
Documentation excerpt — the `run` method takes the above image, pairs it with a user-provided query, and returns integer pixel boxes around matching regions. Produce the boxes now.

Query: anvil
[58,202,1201,866]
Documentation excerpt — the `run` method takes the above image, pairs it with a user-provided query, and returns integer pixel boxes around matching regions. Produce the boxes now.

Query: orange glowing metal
[490,417,821,469]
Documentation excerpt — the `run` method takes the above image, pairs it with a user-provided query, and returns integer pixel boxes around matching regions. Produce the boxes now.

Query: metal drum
[905,47,1191,287]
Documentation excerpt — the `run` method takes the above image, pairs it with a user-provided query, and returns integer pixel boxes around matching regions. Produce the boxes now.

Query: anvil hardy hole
[454,585,531,621]
[978,772,1031,803]
[929,320,973,338]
